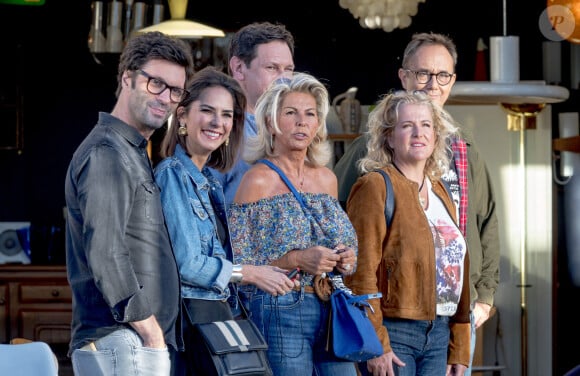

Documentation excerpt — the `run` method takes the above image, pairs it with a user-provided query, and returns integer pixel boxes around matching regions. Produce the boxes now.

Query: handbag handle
[347,293,382,303]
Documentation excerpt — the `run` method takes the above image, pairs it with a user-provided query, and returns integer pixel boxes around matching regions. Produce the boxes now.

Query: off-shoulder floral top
[228,192,357,284]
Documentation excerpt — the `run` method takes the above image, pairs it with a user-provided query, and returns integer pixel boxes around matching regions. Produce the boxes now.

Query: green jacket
[345,166,471,366]
[459,127,500,307]
[334,130,500,308]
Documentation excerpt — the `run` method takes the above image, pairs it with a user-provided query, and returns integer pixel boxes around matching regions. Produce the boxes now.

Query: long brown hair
[160,66,247,172]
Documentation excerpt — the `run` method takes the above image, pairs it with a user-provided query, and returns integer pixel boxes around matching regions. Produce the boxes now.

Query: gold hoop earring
[178,123,188,136]
[225,137,229,147]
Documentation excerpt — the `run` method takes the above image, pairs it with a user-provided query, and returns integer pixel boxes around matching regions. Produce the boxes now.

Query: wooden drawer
[19,310,72,344]
[19,284,72,303]
[0,265,72,373]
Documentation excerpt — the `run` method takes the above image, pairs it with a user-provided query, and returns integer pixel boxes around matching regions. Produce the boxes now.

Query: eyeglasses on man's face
[136,70,188,103]
[404,69,455,86]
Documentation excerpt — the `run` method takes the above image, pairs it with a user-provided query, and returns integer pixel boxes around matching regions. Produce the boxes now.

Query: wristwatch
[230,264,243,283]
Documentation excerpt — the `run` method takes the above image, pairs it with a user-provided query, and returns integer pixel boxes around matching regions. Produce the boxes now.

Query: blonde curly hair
[358,90,459,179]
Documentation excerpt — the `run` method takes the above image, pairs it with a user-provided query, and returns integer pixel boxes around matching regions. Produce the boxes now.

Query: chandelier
[338,0,426,32]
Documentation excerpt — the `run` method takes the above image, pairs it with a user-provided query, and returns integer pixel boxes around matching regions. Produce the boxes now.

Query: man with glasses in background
[335,32,500,375]
[65,31,194,376]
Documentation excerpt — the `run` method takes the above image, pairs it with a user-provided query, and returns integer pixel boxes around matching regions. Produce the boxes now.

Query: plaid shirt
[452,137,469,235]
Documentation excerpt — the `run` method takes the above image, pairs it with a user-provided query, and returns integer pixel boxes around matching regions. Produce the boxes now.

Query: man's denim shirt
[155,144,234,302]
[65,112,181,354]
[210,112,256,206]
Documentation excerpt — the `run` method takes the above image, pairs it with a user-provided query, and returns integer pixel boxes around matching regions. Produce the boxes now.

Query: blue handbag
[328,273,383,362]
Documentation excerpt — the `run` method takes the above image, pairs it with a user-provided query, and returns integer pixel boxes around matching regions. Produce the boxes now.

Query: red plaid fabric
[452,137,468,235]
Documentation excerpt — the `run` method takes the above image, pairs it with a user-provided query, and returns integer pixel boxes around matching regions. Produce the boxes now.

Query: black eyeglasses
[136,70,188,103]
[403,69,455,86]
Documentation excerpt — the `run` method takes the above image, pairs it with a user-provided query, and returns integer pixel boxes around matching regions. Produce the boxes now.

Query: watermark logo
[539,5,576,41]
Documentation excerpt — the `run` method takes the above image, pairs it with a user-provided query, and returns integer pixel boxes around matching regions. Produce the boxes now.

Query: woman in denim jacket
[154,66,295,376]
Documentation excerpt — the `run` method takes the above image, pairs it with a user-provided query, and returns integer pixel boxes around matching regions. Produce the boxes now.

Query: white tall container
[489,36,520,83]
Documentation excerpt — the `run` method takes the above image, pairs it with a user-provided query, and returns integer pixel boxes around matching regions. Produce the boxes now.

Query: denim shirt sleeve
[209,159,250,206]
[156,160,232,294]
[78,145,152,321]
[208,113,256,206]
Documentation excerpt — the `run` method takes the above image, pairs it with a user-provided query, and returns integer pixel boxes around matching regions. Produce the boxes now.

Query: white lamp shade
[137,19,225,39]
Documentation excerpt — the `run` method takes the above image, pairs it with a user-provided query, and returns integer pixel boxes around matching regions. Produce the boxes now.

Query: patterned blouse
[228,192,358,284]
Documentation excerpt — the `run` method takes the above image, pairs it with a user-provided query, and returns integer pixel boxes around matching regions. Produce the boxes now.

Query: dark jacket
[346,166,471,366]
[65,112,181,355]
[460,128,500,307]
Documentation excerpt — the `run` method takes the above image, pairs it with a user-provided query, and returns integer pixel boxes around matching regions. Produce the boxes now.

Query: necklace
[298,172,305,192]
[393,163,426,207]
[418,177,426,208]
[271,158,305,192]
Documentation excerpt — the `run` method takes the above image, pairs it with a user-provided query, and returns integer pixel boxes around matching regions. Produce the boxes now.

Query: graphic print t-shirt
[424,180,467,316]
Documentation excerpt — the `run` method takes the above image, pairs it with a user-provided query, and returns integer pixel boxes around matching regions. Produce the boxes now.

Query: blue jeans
[375,315,451,376]
[464,311,477,376]
[71,328,171,376]
[241,287,356,376]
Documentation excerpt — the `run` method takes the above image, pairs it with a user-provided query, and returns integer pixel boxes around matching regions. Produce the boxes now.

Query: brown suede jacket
[345,165,471,366]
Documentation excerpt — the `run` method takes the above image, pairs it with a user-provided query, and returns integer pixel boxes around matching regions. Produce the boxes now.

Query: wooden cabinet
[0,265,72,343]
[0,265,73,374]
[0,265,72,344]
[0,283,7,343]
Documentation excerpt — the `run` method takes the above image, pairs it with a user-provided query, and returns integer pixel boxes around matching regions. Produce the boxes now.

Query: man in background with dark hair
[211,21,295,205]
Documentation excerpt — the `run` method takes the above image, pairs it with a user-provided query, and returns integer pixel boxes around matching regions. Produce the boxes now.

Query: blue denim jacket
[210,112,256,206]
[155,144,233,301]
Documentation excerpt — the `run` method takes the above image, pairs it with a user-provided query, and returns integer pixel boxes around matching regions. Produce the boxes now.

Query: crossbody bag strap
[347,293,383,303]
[374,169,395,228]
[257,159,307,209]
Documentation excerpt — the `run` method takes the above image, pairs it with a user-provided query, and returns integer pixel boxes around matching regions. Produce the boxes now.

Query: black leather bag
[194,319,273,376]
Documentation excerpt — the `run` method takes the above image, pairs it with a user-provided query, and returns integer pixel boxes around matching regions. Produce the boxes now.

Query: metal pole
[519,126,528,376]
[502,0,507,36]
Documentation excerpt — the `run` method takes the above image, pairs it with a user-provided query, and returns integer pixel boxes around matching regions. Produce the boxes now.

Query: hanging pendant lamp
[137,0,224,39]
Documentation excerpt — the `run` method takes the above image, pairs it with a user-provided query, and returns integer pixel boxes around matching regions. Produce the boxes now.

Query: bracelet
[230,264,243,283]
